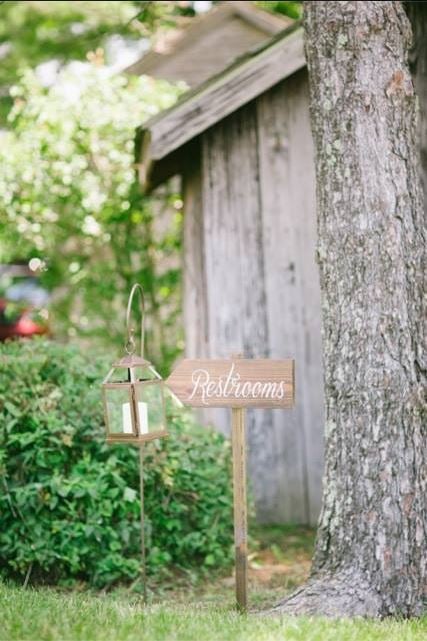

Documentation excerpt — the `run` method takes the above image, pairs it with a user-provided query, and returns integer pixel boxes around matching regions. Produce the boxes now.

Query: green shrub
[0,339,233,588]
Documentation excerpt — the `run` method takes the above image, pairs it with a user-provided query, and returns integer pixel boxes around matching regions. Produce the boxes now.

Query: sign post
[166,355,295,611]
[232,400,247,610]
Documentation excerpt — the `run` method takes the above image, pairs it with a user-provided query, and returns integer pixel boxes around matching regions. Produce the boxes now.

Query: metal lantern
[102,285,168,444]
[101,283,168,603]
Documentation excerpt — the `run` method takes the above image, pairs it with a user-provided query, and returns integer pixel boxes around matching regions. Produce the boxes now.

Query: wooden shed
[137,23,325,526]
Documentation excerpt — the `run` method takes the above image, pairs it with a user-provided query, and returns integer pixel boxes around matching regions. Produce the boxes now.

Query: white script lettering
[188,363,286,405]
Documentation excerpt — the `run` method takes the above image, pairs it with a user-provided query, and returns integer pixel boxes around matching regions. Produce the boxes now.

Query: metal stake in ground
[139,445,147,603]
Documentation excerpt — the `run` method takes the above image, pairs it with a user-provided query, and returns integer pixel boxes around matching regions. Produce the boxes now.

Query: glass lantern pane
[108,368,131,384]
[104,387,135,435]
[135,383,165,435]
[134,366,157,382]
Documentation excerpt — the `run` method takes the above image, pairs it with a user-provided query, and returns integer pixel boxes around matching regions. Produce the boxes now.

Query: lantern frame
[102,285,169,445]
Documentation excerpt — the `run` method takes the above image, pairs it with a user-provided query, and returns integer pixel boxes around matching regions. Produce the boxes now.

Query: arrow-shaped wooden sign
[166,355,295,612]
[166,358,294,409]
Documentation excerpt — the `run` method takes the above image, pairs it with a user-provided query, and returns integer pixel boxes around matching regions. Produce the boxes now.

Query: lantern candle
[122,401,148,434]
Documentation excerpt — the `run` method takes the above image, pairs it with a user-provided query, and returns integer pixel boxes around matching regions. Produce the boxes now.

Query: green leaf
[123,487,137,503]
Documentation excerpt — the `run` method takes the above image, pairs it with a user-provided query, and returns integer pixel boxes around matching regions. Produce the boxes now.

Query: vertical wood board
[256,70,324,524]
[183,159,208,359]
[201,104,278,519]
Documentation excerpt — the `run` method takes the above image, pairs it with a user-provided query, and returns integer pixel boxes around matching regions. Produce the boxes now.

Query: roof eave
[138,24,305,191]
[126,1,291,78]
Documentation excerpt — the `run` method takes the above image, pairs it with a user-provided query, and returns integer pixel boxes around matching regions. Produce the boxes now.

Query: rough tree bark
[272,1,426,617]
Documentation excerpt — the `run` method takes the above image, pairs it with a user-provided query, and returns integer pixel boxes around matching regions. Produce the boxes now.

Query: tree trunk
[272,1,426,617]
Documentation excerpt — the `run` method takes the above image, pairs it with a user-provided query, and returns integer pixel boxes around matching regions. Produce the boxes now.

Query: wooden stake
[231,390,248,611]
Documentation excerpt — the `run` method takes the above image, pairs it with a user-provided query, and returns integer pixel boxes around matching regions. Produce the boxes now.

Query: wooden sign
[166,358,294,409]
[166,355,295,613]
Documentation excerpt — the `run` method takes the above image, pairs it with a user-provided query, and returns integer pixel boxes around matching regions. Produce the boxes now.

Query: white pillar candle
[122,402,149,434]
[136,402,148,434]
[122,402,133,434]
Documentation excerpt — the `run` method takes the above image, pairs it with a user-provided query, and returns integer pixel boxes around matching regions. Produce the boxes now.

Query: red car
[0,264,50,340]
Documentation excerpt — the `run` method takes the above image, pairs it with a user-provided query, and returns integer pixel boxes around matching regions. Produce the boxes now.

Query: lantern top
[112,354,152,369]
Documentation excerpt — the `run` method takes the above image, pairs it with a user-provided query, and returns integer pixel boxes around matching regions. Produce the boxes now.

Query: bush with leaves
[0,339,234,588]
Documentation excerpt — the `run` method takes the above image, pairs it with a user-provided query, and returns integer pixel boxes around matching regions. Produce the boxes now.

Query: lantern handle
[125,283,145,358]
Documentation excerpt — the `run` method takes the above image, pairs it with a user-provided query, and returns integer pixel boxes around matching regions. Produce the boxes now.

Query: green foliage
[0,339,234,588]
[0,2,135,86]
[0,64,185,369]
[0,1,197,123]
[257,1,302,20]
[0,1,194,90]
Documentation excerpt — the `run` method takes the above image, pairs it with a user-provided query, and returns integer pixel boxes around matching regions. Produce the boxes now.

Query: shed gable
[126,1,292,87]
[137,25,305,191]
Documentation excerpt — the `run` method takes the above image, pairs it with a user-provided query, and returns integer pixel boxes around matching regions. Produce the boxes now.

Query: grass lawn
[2,585,426,641]
[1,526,426,641]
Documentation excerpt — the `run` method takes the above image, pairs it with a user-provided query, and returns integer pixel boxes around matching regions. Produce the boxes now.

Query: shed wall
[183,69,324,524]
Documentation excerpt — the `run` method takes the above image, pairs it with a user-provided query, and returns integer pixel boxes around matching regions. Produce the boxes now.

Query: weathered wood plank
[166,358,294,408]
[182,159,208,359]
[256,77,308,523]
[256,70,324,524]
[201,104,281,521]
[283,71,324,525]
[183,159,226,430]
[140,27,304,177]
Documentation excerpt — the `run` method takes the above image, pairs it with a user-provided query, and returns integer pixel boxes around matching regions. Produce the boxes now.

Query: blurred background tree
[0,1,197,120]
[0,1,195,368]
[0,63,184,369]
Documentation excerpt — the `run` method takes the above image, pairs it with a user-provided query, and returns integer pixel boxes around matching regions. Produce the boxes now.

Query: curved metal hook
[125,283,145,358]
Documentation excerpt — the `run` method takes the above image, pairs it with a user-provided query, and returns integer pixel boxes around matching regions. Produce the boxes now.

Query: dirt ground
[172,524,317,610]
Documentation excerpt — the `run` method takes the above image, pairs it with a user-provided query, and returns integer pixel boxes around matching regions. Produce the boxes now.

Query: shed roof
[137,23,305,190]
[126,1,292,87]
